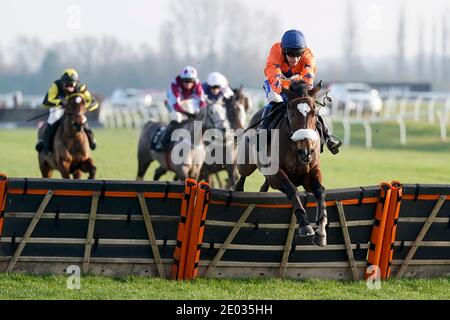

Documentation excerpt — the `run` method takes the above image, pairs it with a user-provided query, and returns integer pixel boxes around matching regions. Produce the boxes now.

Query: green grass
[0,124,449,300]
[1,274,449,300]
[1,122,450,189]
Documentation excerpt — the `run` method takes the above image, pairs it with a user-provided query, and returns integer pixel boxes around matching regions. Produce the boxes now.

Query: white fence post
[362,120,372,149]
[342,119,351,147]
[414,95,423,122]
[428,99,436,124]
[437,111,447,142]
[396,116,407,146]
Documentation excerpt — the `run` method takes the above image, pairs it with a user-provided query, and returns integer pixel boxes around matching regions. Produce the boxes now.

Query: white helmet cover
[207,72,228,88]
[180,66,198,81]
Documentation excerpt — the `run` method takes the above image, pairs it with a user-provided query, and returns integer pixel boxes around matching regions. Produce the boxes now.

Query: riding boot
[317,114,342,155]
[36,122,58,154]
[83,125,97,150]
[155,121,179,151]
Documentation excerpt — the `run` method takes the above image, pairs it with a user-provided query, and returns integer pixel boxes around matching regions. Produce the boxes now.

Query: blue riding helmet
[281,30,306,49]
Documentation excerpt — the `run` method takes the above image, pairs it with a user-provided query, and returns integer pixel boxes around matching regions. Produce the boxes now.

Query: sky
[0,0,449,61]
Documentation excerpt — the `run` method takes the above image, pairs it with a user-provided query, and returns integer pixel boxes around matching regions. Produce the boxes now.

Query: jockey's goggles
[64,82,76,88]
[284,48,305,58]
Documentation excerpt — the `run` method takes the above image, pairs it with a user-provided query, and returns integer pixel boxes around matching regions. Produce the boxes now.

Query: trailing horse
[198,87,249,189]
[37,94,96,179]
[136,101,229,182]
[235,81,328,246]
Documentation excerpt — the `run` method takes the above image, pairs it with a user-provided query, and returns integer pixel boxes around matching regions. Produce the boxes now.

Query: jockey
[35,68,98,154]
[155,66,207,151]
[202,72,234,103]
[261,30,342,154]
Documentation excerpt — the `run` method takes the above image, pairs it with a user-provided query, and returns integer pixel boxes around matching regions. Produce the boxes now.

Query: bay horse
[235,81,328,246]
[136,101,229,182]
[198,88,249,189]
[38,94,96,179]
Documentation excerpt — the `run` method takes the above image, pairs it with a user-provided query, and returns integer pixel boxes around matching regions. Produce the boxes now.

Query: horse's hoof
[298,225,315,237]
[312,233,327,247]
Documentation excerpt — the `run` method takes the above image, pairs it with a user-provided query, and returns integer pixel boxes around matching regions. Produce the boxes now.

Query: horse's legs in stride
[270,169,315,237]
[79,158,96,179]
[307,169,328,247]
[73,170,82,179]
[58,161,72,179]
[225,165,237,190]
[235,176,246,192]
[259,178,270,192]
[153,166,167,181]
[137,158,152,180]
[39,160,53,178]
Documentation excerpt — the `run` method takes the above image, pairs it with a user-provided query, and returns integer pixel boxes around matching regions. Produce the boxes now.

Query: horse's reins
[238,91,332,137]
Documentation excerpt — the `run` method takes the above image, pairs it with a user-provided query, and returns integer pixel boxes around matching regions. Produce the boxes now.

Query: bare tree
[442,10,448,83]
[431,19,438,82]
[416,17,425,80]
[343,0,358,72]
[9,36,45,74]
[397,2,406,79]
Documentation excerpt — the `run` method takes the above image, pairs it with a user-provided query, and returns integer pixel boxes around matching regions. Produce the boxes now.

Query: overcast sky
[1,0,449,60]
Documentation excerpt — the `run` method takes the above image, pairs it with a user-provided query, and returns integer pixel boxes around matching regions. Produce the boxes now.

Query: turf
[1,122,449,189]
[1,274,449,300]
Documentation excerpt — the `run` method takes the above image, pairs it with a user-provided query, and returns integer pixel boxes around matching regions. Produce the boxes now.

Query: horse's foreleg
[305,168,328,247]
[153,166,167,181]
[270,170,314,238]
[39,159,53,179]
[79,158,96,179]
[137,158,152,181]
[73,170,82,179]
[259,178,270,192]
[58,160,72,179]
[225,165,237,190]
[235,176,246,192]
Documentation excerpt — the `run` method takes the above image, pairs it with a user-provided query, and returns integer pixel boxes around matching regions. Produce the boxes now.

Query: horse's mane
[289,80,309,98]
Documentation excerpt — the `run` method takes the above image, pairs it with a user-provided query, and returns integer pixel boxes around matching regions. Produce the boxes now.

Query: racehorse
[235,81,328,246]
[136,101,229,182]
[38,94,96,179]
[198,87,250,189]
[225,86,249,130]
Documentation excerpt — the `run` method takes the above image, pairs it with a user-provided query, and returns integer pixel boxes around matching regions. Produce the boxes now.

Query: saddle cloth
[151,126,167,150]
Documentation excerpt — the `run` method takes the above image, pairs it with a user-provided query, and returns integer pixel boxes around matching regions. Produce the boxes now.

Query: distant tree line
[0,0,449,95]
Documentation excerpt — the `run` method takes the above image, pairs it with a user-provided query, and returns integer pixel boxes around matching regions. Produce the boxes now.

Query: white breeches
[169,99,199,123]
[47,108,65,125]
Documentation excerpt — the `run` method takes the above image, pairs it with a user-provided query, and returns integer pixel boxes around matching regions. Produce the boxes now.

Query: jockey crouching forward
[155,66,207,151]
[261,30,342,154]
[202,72,234,103]
[35,68,98,154]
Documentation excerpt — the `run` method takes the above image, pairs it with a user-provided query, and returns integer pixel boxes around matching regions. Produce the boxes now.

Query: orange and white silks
[264,42,317,94]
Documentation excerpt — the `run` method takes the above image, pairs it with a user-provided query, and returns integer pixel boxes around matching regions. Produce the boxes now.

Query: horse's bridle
[64,93,88,125]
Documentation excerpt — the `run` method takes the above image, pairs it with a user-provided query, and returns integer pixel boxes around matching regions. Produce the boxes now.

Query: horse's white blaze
[75,96,83,104]
[291,129,319,142]
[297,103,311,117]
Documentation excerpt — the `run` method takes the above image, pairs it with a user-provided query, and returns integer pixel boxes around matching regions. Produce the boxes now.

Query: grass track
[1,274,449,300]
